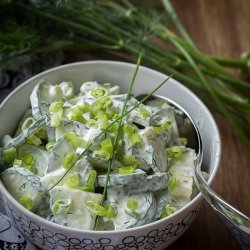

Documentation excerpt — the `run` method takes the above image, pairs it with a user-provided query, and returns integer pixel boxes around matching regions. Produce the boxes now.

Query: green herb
[94,52,142,229]
[160,204,177,218]
[127,199,139,211]
[19,196,33,211]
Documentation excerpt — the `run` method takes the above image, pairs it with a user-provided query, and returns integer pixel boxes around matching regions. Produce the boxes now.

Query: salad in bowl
[0,61,220,250]
[1,79,197,231]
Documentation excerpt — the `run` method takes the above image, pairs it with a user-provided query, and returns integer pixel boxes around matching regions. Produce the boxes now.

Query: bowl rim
[0,60,221,235]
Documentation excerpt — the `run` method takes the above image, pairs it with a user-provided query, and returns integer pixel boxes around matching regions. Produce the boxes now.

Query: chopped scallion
[122,155,138,168]
[91,87,107,98]
[46,140,56,152]
[93,149,110,160]
[127,199,138,211]
[118,166,134,174]
[180,137,188,146]
[160,204,177,219]
[162,117,173,129]
[99,114,109,130]
[49,101,64,114]
[86,119,98,128]
[13,159,22,166]
[21,117,36,131]
[123,124,135,136]
[26,134,42,146]
[22,154,34,165]
[52,199,72,215]
[129,132,142,145]
[167,146,186,159]
[67,105,84,123]
[66,132,86,150]
[25,165,37,174]
[86,201,106,216]
[66,173,81,189]
[63,153,78,169]
[50,112,62,127]
[104,203,116,218]
[138,107,151,117]
[100,138,113,155]
[19,196,33,211]
[79,102,90,113]
[3,147,17,165]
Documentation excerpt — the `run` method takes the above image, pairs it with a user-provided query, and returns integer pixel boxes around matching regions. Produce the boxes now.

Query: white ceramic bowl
[0,61,221,250]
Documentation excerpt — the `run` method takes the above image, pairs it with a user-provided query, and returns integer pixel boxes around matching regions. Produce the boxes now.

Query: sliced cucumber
[4,115,48,150]
[97,169,147,187]
[168,149,195,207]
[87,156,122,172]
[1,166,44,211]
[60,120,89,138]
[126,172,169,193]
[17,144,49,177]
[30,79,63,119]
[129,127,168,173]
[151,107,180,147]
[47,136,74,173]
[139,127,168,173]
[154,190,171,220]
[107,188,156,230]
[41,156,93,189]
[49,186,103,230]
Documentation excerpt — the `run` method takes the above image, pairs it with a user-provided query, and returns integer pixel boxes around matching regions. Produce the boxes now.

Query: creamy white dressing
[1,80,198,231]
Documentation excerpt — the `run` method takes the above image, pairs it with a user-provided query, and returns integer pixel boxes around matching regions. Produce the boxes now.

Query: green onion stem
[155,26,250,95]
[161,0,196,48]
[145,42,249,95]
[210,56,249,69]
[94,52,142,230]
[165,35,250,148]
[102,52,142,201]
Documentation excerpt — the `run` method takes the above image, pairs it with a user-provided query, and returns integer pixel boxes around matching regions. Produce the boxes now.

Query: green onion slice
[52,199,72,215]
[86,201,106,216]
[127,199,138,211]
[19,196,33,211]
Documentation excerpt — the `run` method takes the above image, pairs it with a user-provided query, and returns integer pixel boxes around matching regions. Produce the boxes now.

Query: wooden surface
[169,0,250,249]
[65,1,250,249]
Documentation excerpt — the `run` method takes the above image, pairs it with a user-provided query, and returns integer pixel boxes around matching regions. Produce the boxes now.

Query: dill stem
[162,0,196,48]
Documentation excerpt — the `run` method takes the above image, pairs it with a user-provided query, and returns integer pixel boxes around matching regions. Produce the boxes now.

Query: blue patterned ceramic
[0,61,221,250]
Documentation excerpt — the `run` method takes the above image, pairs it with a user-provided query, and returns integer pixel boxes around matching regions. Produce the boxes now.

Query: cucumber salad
[0,79,197,231]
